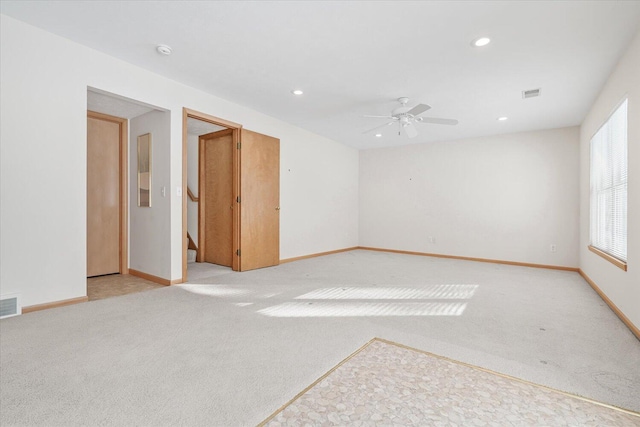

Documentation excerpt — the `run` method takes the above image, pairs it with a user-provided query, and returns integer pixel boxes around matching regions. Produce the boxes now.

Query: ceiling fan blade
[403,123,418,138]
[417,117,459,125]
[363,115,395,119]
[362,121,395,134]
[406,103,431,116]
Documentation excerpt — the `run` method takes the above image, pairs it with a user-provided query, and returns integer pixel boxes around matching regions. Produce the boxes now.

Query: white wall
[280,131,359,258]
[579,30,640,329]
[129,110,172,278]
[187,133,199,246]
[0,15,359,307]
[360,127,580,268]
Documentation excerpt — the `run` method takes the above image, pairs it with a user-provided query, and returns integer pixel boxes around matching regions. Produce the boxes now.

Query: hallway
[87,262,234,301]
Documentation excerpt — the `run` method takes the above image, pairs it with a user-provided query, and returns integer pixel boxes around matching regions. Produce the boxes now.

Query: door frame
[182,108,242,282]
[87,110,129,276]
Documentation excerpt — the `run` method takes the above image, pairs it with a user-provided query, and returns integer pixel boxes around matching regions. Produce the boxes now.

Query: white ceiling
[87,89,155,119]
[3,1,640,149]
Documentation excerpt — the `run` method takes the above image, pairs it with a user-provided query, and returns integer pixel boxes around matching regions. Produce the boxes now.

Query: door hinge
[237,142,241,149]
[236,249,241,256]
[237,196,241,203]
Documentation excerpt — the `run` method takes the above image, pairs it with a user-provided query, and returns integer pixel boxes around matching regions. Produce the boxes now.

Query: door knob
[275,206,280,211]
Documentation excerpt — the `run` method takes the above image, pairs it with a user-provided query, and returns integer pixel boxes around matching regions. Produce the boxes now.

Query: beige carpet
[3,251,640,426]
[261,338,640,426]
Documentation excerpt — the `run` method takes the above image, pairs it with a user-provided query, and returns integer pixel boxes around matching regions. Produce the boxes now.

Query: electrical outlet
[550,244,557,253]
[429,237,436,244]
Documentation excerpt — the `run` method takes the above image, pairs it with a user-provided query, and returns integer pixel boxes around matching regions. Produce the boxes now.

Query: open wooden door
[199,129,234,267]
[239,129,280,271]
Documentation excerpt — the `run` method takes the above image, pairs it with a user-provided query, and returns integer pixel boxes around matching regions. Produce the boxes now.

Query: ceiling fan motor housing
[392,107,412,117]
[362,96,457,138]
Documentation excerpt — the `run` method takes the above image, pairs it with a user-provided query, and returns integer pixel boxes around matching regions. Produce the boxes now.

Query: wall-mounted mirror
[137,133,152,207]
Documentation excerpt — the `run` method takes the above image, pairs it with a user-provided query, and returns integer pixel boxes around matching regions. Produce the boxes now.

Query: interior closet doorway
[86,111,128,277]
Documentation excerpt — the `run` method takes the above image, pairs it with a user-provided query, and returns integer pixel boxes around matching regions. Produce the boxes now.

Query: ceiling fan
[362,97,458,138]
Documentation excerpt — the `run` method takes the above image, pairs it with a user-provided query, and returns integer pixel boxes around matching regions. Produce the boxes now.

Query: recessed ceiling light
[375,133,382,137]
[472,37,491,47]
[156,44,172,55]
[497,116,508,121]
[291,89,304,95]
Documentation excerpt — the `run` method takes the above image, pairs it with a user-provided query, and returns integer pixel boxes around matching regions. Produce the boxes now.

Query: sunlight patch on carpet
[177,284,251,297]
[259,339,640,426]
[257,301,467,317]
[295,285,478,300]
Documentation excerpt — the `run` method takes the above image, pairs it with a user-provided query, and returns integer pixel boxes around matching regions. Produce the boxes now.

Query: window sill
[588,246,627,271]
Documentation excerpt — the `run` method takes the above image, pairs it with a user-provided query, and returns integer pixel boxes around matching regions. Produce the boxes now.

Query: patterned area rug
[260,338,640,426]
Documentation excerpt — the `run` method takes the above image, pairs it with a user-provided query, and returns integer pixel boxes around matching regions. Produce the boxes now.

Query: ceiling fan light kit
[363,97,459,138]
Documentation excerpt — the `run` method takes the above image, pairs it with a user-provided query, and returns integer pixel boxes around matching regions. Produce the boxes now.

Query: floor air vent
[0,294,21,319]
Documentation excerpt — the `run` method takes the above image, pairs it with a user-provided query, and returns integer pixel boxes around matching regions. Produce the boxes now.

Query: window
[589,98,628,270]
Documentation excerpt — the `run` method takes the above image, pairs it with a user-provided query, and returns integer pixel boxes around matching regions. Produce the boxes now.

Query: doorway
[182,108,280,282]
[86,110,128,277]
[87,88,170,299]
[183,111,240,280]
[185,116,236,280]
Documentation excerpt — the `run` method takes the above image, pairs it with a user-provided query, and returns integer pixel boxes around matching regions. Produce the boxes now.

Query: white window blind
[590,98,628,262]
